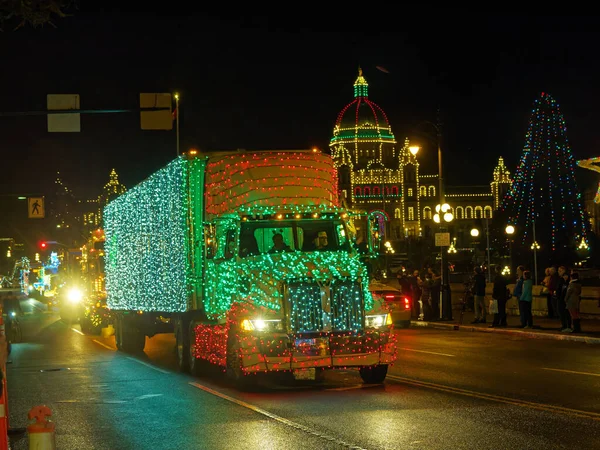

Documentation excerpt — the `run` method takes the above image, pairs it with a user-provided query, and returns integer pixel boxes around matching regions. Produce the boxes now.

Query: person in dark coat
[556,266,571,331]
[471,266,487,324]
[491,265,509,327]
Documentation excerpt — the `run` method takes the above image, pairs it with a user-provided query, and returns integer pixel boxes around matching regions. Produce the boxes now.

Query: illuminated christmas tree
[502,92,587,253]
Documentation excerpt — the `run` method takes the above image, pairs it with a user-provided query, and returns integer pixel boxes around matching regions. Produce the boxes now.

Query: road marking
[71,328,84,335]
[326,384,380,391]
[387,374,600,421]
[542,367,600,377]
[126,357,170,374]
[401,348,455,357]
[92,339,114,351]
[135,394,163,400]
[189,382,366,449]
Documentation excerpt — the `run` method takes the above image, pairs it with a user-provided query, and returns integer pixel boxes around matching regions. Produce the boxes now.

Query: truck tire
[114,315,123,350]
[359,364,388,384]
[188,322,203,376]
[116,315,145,353]
[175,320,189,372]
[122,328,146,353]
[226,335,250,387]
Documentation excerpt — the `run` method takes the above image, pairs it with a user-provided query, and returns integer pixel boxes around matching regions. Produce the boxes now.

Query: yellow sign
[28,197,45,219]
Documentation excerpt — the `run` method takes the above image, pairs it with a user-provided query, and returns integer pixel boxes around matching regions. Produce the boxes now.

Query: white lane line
[401,347,455,357]
[126,357,170,374]
[134,394,163,401]
[92,339,114,351]
[542,367,600,377]
[326,384,381,391]
[387,374,600,421]
[71,327,84,335]
[189,382,366,450]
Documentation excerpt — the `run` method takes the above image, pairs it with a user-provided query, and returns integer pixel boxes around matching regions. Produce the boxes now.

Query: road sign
[140,93,173,130]
[47,94,81,132]
[28,197,45,219]
[435,232,450,247]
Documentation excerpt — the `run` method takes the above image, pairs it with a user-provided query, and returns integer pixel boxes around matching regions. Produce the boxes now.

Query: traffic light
[40,241,47,249]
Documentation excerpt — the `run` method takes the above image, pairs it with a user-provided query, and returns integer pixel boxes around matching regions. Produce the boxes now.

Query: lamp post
[434,203,453,320]
[174,93,180,157]
[505,225,515,279]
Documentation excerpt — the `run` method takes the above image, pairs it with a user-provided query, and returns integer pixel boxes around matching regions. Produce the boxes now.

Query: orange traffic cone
[27,405,55,450]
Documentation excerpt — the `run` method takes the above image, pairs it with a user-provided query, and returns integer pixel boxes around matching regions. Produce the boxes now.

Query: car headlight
[365,313,393,328]
[240,318,284,332]
[67,288,83,304]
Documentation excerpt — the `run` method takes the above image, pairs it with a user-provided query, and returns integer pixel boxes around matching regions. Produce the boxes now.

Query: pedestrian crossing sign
[28,197,45,219]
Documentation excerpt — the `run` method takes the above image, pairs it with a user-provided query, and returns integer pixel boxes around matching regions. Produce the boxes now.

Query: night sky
[2,13,600,199]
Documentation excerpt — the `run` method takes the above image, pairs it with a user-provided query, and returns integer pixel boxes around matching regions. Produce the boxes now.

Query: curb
[410,320,600,344]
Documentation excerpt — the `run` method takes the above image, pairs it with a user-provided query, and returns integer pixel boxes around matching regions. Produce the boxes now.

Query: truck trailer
[104,149,397,384]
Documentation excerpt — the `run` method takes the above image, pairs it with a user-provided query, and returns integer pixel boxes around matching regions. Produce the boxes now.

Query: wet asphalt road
[5,299,600,449]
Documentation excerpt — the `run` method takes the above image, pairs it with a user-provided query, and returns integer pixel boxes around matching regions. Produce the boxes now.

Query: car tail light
[384,294,396,301]
[404,297,410,309]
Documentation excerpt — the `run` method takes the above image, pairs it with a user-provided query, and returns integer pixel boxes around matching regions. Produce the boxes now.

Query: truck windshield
[239,219,350,257]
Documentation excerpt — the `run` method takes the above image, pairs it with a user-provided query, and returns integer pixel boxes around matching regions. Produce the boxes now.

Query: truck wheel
[188,323,203,376]
[226,335,247,386]
[175,320,189,372]
[115,316,123,350]
[122,328,146,353]
[359,364,388,384]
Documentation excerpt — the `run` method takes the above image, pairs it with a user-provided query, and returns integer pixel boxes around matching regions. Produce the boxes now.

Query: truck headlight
[240,318,283,332]
[365,313,392,328]
[67,288,83,304]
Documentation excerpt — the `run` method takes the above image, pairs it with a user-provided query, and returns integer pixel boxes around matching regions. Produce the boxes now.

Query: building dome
[330,68,396,146]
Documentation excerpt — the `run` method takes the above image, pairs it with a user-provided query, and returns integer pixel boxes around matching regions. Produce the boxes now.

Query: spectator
[471,266,487,324]
[519,270,534,328]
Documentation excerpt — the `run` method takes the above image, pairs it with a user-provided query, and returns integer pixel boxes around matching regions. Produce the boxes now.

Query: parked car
[369,281,411,328]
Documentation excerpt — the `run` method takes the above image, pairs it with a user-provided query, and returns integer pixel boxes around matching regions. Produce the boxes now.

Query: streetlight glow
[409,146,420,156]
[470,228,479,237]
[505,225,515,235]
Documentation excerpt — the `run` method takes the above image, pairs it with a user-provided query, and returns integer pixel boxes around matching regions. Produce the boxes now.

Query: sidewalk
[411,309,600,344]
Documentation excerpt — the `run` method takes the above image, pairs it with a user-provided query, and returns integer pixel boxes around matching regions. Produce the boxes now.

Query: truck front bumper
[238,329,397,374]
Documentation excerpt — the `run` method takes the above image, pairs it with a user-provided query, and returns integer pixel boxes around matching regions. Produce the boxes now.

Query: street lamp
[470,228,479,238]
[505,225,515,278]
[409,146,420,156]
[174,92,180,157]
[434,203,453,320]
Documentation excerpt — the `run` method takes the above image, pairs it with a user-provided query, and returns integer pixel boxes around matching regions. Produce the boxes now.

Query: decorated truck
[104,149,396,384]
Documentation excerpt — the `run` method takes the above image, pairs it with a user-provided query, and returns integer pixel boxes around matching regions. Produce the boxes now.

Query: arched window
[465,206,473,219]
[475,206,483,219]
[455,206,464,220]
[392,186,398,195]
[394,208,401,219]
[354,187,361,196]
[484,206,493,219]
[423,206,432,220]
[429,186,436,197]
[408,207,414,221]
[373,186,380,195]
[364,187,370,195]
[420,186,427,197]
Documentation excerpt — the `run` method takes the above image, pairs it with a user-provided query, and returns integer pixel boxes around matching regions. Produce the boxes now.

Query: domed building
[330,68,512,252]
[330,68,422,239]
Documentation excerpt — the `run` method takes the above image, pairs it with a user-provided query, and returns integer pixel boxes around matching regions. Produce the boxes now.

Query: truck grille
[287,281,364,333]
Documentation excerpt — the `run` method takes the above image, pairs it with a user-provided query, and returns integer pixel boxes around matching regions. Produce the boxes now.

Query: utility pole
[436,110,451,320]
